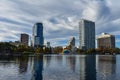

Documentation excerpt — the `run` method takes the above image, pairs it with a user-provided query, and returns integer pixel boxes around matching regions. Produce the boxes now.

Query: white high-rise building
[79,19,95,50]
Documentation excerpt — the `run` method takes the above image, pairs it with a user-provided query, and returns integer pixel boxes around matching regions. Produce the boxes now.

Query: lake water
[0,55,119,80]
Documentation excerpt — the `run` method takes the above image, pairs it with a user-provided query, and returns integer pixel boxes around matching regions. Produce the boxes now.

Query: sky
[0,0,120,47]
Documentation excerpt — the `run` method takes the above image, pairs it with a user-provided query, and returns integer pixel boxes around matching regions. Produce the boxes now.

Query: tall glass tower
[79,19,95,50]
[32,23,44,47]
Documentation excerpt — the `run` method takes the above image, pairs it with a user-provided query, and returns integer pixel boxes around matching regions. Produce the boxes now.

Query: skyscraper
[20,33,29,46]
[32,23,44,47]
[97,33,115,48]
[68,37,75,47]
[68,37,76,52]
[79,19,95,50]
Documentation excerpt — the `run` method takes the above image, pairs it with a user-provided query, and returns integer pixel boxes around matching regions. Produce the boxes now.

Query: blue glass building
[32,23,44,47]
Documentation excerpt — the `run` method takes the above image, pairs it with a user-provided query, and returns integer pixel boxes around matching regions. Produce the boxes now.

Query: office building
[79,19,95,50]
[20,33,29,46]
[32,23,44,47]
[97,33,115,48]
[67,37,76,52]
[46,42,51,48]
[68,37,75,47]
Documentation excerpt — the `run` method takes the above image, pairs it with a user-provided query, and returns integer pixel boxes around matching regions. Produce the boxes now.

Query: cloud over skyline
[0,0,120,47]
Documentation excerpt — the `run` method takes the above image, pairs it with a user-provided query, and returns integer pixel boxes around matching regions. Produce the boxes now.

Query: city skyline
[0,0,120,47]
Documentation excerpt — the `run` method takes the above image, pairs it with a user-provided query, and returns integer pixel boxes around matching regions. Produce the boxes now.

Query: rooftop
[97,33,115,39]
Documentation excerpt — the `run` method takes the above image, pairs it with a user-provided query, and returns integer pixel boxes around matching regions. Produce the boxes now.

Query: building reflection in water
[68,56,76,72]
[0,56,15,66]
[19,56,28,73]
[85,55,96,80]
[78,55,85,80]
[31,55,43,80]
[97,55,116,80]
[77,55,96,80]
[60,55,97,80]
[0,55,119,80]
[44,55,52,68]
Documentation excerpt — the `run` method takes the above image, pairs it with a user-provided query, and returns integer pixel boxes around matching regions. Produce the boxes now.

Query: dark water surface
[0,55,119,80]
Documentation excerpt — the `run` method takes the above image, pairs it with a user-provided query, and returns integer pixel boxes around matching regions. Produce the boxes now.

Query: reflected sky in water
[0,55,119,80]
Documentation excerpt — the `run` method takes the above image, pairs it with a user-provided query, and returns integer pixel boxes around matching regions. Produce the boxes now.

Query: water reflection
[97,55,116,80]
[68,56,76,72]
[0,55,119,80]
[79,55,85,80]
[32,56,43,80]
[19,56,28,73]
[85,55,96,80]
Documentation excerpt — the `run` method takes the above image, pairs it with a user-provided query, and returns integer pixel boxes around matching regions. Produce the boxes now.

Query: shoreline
[0,53,118,57]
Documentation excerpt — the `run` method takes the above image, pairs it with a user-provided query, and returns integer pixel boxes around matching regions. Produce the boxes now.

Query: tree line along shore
[0,42,120,56]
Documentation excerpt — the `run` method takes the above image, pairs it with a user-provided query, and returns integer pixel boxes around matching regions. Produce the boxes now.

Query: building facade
[68,37,75,47]
[97,33,115,48]
[79,19,95,50]
[46,42,51,48]
[67,37,76,52]
[20,33,29,46]
[32,23,44,47]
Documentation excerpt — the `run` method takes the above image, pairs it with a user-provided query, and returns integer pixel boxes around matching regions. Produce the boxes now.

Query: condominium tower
[97,33,115,48]
[79,19,95,50]
[32,23,44,47]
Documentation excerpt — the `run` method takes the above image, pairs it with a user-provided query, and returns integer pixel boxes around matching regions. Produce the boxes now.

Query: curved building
[32,23,44,47]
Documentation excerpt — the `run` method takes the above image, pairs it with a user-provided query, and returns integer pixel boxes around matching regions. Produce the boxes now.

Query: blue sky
[0,0,120,47]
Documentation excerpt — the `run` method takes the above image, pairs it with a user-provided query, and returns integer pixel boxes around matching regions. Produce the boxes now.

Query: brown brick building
[20,33,29,46]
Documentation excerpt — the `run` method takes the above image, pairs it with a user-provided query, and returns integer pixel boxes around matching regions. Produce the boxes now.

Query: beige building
[97,33,115,48]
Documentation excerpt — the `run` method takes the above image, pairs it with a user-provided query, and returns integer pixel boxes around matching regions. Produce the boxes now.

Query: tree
[35,47,43,54]
[86,48,96,54]
[44,47,52,54]
[76,48,85,54]
[53,47,63,54]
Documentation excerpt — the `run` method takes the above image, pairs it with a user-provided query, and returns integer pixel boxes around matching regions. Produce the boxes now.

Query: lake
[0,55,119,80]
